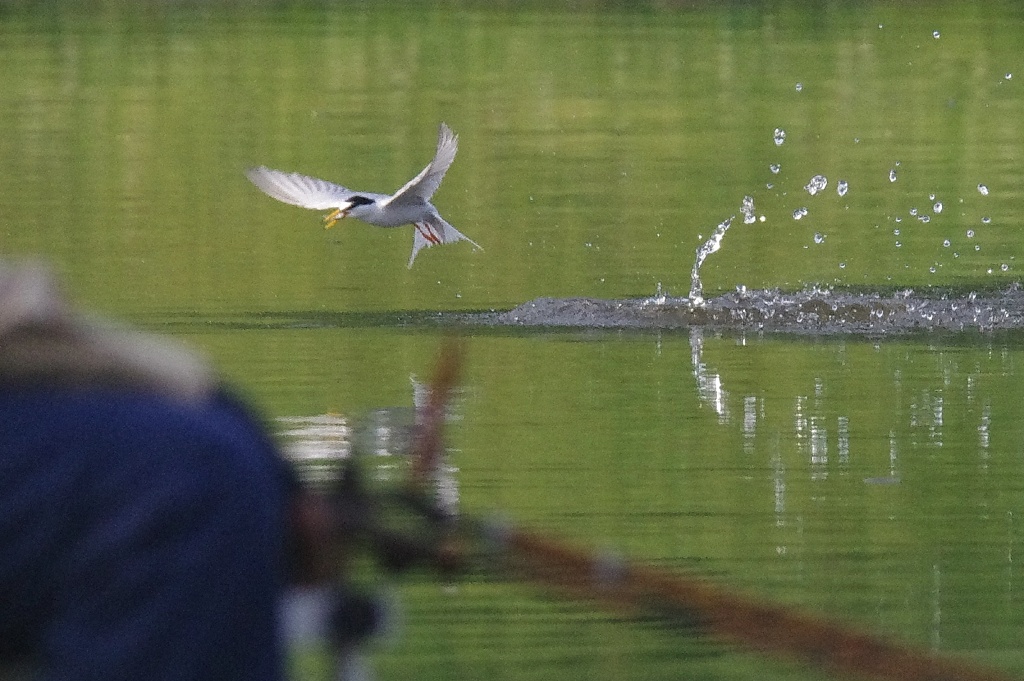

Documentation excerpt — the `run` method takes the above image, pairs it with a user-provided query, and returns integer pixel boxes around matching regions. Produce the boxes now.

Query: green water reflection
[256,325,1024,680]
[3,1,1024,679]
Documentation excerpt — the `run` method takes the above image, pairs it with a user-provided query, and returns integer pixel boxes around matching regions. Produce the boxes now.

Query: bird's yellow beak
[323,207,348,230]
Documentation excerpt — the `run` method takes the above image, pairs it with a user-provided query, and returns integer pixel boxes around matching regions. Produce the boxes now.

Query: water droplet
[770,163,781,174]
[793,207,808,220]
[839,262,846,269]
[1002,263,1010,272]
[893,229,901,236]
[929,265,938,273]
[933,202,943,213]
[741,195,756,224]
[929,193,936,200]
[967,229,975,238]
[814,232,826,244]
[975,244,981,251]
[919,215,930,223]
[804,175,828,196]
[978,183,989,195]
[837,179,849,197]
[943,239,951,247]
[909,208,918,216]
[1006,73,1013,80]
[982,216,991,224]
[649,282,667,305]
[932,30,941,39]
[773,128,787,146]
[895,241,902,248]
[795,82,803,92]
[889,168,898,182]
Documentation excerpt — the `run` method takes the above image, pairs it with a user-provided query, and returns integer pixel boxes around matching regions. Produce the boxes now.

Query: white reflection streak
[277,415,352,460]
[276,414,353,485]
[889,430,900,480]
[1007,511,1015,602]
[773,448,787,536]
[795,395,807,455]
[690,328,730,423]
[810,415,828,480]
[837,416,850,466]
[932,394,944,445]
[979,402,992,450]
[931,562,942,650]
[743,396,757,454]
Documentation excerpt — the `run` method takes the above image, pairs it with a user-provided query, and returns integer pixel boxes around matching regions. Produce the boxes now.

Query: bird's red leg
[416,223,443,245]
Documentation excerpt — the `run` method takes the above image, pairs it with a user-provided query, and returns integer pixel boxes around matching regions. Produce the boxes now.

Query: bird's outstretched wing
[245,166,357,210]
[382,123,458,208]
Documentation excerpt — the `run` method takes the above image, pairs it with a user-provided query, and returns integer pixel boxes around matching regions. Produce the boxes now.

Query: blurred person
[0,260,297,681]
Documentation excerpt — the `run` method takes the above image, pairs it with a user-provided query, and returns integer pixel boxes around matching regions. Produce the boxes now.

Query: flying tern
[246,123,481,268]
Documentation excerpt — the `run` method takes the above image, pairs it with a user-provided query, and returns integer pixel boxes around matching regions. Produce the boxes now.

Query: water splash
[804,175,828,195]
[837,180,849,197]
[645,281,668,306]
[741,195,756,224]
[793,207,808,220]
[688,215,735,307]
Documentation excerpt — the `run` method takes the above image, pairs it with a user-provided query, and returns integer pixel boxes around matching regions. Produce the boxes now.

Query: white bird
[246,123,481,268]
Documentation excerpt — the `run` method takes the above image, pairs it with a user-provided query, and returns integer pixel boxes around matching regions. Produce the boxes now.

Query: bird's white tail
[408,217,482,268]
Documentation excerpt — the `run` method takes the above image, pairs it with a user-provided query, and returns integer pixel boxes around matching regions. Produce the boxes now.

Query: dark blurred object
[0,260,290,681]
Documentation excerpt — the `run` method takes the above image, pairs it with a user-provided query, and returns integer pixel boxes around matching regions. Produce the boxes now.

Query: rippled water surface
[3,1,1024,679]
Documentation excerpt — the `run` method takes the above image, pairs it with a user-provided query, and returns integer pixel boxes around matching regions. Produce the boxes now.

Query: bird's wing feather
[407,214,482,268]
[382,123,458,208]
[245,166,357,210]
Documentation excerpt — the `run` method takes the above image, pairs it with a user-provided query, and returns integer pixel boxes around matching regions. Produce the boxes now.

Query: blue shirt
[0,387,289,681]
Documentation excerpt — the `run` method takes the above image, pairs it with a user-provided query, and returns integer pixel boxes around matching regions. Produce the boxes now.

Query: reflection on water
[276,414,352,485]
[260,325,1024,680]
[690,327,729,422]
[277,377,462,516]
